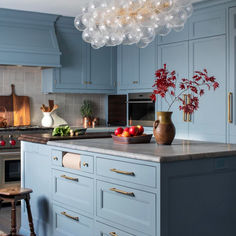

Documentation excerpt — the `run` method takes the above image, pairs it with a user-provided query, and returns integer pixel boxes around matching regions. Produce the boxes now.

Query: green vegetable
[80,100,93,118]
[52,125,71,136]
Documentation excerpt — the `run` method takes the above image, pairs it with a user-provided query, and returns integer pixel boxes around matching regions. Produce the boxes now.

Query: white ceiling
[0,0,204,17]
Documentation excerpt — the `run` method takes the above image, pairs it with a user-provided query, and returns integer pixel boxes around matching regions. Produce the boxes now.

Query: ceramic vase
[41,112,53,127]
[153,112,176,145]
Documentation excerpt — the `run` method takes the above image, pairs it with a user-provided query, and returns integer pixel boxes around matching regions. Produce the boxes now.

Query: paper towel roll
[62,153,81,170]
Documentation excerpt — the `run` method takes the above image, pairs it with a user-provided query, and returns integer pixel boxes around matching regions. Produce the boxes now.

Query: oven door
[0,151,21,187]
[128,101,155,127]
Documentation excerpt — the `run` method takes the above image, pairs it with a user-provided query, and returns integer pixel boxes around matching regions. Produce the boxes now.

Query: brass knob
[83,162,89,167]
[53,156,58,161]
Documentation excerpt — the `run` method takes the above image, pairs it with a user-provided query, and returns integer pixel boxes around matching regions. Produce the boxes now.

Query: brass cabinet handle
[83,162,89,167]
[61,211,79,221]
[187,94,191,122]
[132,81,138,84]
[110,188,135,197]
[183,94,187,122]
[228,92,233,123]
[110,168,135,176]
[53,156,58,161]
[109,232,118,236]
[87,81,92,85]
[60,175,78,182]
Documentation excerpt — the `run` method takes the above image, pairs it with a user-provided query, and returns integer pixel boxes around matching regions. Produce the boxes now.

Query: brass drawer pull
[228,92,233,123]
[61,211,79,221]
[110,188,135,197]
[53,156,58,161]
[187,94,191,122]
[60,175,78,182]
[110,168,135,176]
[109,232,118,236]
[132,81,138,84]
[83,162,89,167]
[183,94,187,122]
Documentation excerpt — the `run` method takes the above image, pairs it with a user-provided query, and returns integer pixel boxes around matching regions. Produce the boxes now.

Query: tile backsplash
[0,66,106,126]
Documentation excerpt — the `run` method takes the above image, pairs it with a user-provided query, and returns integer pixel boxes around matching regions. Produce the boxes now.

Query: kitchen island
[19,137,236,236]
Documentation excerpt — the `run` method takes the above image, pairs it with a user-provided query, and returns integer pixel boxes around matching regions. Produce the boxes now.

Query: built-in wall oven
[128,93,155,127]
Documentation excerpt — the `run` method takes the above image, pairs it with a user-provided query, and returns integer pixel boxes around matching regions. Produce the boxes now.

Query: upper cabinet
[117,40,157,93]
[189,5,226,40]
[42,17,116,94]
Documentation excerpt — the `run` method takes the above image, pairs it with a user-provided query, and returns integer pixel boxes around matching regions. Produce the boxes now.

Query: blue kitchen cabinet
[88,46,117,91]
[158,22,189,45]
[228,7,236,143]
[158,41,189,139]
[42,16,116,94]
[117,41,157,93]
[19,142,53,236]
[117,44,140,91]
[188,35,227,142]
[189,4,226,40]
[139,40,157,90]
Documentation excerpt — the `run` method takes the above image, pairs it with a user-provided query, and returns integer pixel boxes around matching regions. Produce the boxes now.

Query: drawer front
[95,222,135,236]
[52,169,93,214]
[51,150,62,166]
[53,204,93,236]
[97,181,156,235]
[97,157,156,188]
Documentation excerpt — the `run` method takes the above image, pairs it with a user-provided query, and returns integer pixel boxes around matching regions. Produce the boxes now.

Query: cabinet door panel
[117,45,139,90]
[89,46,116,90]
[53,204,93,236]
[96,181,156,236]
[158,42,189,139]
[139,40,157,89]
[189,6,226,40]
[55,29,87,89]
[229,7,236,143]
[189,36,226,142]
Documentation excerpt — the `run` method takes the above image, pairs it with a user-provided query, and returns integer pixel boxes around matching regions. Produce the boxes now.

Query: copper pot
[153,112,175,145]
[83,117,92,128]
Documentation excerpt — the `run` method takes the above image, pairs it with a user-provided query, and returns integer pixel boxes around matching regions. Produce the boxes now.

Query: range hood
[0,8,61,67]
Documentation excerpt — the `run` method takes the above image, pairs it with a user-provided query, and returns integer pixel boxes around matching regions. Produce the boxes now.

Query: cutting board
[0,92,14,126]
[11,85,31,126]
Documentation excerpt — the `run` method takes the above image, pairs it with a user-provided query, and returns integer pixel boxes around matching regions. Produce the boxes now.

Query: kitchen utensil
[111,134,153,144]
[12,84,31,126]
[49,100,54,112]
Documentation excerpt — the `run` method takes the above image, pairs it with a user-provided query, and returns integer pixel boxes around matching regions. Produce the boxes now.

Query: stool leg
[10,200,17,236]
[25,194,36,236]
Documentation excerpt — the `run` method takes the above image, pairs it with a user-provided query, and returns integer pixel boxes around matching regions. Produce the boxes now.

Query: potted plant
[80,100,93,128]
[151,64,219,145]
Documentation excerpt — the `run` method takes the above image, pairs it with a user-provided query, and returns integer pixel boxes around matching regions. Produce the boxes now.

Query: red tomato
[129,126,139,136]
[137,125,144,135]
[114,127,123,136]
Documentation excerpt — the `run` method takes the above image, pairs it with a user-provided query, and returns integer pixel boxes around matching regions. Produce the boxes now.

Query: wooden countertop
[19,132,113,144]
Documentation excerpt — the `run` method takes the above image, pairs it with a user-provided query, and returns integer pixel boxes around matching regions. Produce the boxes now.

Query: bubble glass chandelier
[74,0,193,49]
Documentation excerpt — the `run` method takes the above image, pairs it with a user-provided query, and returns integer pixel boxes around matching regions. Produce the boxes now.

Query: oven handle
[126,101,154,104]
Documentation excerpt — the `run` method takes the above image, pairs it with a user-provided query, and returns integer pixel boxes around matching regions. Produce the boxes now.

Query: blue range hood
[0,8,61,67]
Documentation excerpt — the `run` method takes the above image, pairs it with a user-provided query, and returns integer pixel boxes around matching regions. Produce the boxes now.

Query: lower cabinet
[53,204,93,236]
[96,181,156,236]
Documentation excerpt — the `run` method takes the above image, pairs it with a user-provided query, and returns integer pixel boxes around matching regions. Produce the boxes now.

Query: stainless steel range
[0,126,52,188]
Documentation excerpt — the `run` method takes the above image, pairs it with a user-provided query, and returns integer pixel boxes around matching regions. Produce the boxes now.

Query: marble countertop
[47,138,236,163]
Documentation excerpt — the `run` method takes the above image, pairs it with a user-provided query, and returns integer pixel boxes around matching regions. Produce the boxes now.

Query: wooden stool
[0,187,36,236]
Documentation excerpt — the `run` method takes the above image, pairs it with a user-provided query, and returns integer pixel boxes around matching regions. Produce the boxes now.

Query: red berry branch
[151,64,219,114]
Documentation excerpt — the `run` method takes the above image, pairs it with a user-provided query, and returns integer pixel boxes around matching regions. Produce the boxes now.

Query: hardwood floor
[0,204,21,235]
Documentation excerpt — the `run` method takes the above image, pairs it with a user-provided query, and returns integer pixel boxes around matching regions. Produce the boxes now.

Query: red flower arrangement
[151,64,219,114]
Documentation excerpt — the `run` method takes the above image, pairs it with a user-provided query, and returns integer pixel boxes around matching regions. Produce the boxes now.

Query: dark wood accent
[19,132,113,144]
[12,84,31,126]
[108,95,127,126]
[111,134,152,144]
[0,187,36,236]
